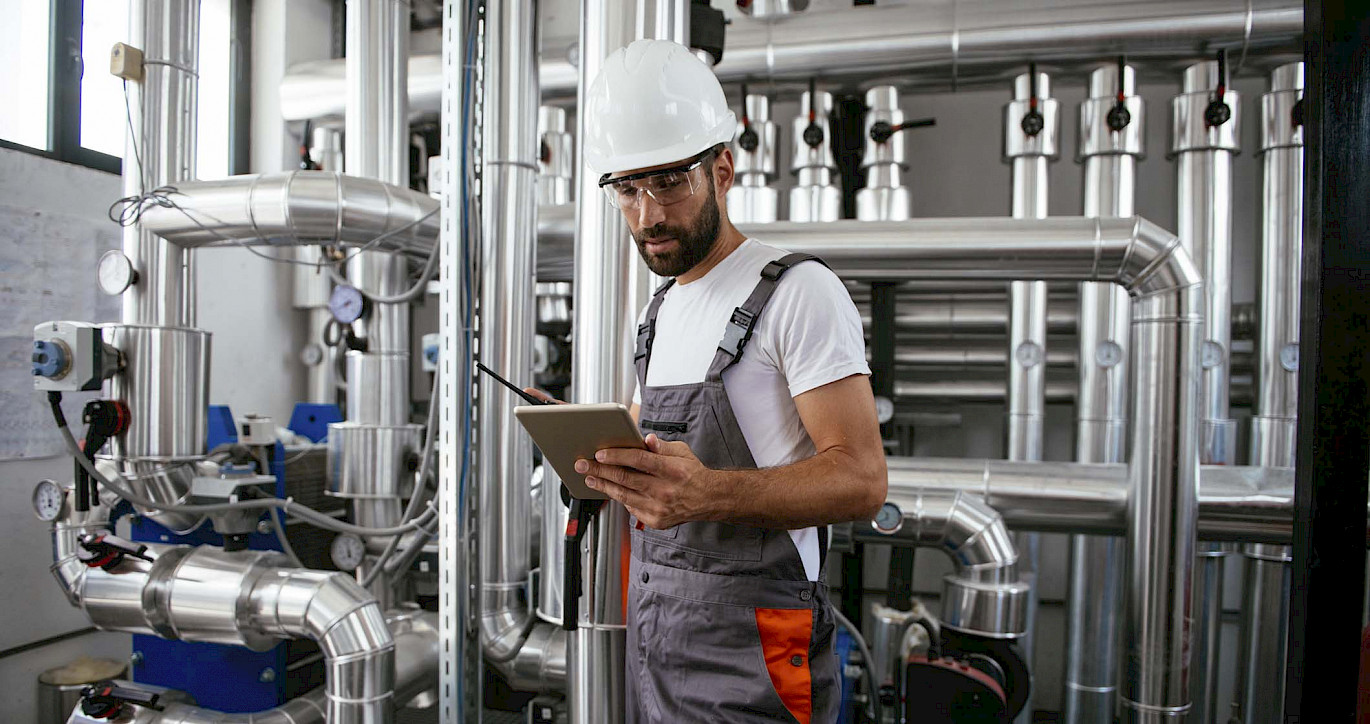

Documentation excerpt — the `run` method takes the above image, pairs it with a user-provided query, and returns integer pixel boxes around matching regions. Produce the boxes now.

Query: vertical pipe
[1067,62,1140,724]
[478,0,540,672]
[122,0,200,329]
[1004,69,1057,723]
[570,1,663,721]
[344,0,411,609]
[1232,61,1303,724]
[1172,58,1241,723]
[437,1,474,720]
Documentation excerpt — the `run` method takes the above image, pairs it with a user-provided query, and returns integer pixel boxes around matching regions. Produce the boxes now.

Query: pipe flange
[939,574,1032,639]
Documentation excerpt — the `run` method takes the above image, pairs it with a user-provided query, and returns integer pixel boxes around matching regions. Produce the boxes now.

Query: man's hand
[523,388,566,404]
[575,434,721,529]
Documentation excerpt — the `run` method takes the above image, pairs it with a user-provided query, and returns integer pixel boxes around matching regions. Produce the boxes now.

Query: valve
[870,117,936,144]
[75,399,131,511]
[562,497,605,631]
[1204,48,1232,127]
[1106,55,1132,131]
[738,83,760,152]
[1019,62,1045,137]
[78,532,153,571]
[80,680,162,719]
[802,77,825,148]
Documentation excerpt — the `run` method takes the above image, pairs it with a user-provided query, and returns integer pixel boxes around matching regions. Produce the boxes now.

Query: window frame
[0,0,251,177]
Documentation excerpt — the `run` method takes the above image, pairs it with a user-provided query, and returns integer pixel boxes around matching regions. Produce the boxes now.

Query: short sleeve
[759,261,871,398]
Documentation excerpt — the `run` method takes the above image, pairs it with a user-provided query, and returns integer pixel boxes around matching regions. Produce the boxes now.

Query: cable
[326,237,441,305]
[832,607,883,724]
[269,506,305,568]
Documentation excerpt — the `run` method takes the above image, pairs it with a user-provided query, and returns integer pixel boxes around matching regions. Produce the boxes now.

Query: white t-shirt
[632,238,870,581]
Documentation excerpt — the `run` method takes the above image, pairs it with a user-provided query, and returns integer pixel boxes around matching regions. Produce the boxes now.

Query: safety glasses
[597,149,714,211]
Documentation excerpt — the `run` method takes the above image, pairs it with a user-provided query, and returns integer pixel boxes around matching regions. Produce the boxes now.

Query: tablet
[514,403,645,500]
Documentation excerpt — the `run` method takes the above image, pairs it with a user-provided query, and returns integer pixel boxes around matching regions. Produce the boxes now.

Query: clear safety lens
[602,166,703,211]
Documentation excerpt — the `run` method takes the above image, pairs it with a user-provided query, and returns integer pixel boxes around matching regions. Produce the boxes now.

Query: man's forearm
[707,447,887,529]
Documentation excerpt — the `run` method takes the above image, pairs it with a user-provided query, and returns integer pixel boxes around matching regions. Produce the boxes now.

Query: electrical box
[110,43,144,82]
[32,321,120,392]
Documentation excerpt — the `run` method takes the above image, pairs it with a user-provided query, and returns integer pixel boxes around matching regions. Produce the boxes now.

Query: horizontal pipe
[279,0,1301,117]
[868,458,1310,544]
[51,489,396,724]
[138,171,438,257]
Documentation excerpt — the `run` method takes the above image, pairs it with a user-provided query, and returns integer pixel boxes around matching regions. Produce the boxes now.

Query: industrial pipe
[50,489,397,724]
[1231,61,1304,724]
[278,0,1303,117]
[861,490,1030,639]
[1066,61,1141,724]
[137,171,439,257]
[723,215,1203,721]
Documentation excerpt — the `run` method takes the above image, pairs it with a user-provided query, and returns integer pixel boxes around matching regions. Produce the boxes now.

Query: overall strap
[634,278,676,387]
[706,253,829,382]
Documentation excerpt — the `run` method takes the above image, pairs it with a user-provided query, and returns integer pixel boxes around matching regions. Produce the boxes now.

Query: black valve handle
[1204,48,1232,127]
[802,77,825,148]
[1106,55,1132,132]
[737,82,759,152]
[78,532,153,571]
[81,680,162,719]
[870,117,936,144]
[1020,62,1045,137]
[562,498,604,631]
[75,399,130,511]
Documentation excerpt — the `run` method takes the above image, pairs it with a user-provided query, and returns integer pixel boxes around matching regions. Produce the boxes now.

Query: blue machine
[127,403,339,712]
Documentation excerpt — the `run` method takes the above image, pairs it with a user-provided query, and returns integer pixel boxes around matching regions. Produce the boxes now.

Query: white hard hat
[583,39,737,176]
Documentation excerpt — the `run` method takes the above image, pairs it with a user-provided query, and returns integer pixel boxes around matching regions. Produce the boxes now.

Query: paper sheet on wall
[0,204,121,459]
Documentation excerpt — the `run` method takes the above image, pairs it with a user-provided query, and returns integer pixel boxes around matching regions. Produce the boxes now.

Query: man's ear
[714,146,736,197]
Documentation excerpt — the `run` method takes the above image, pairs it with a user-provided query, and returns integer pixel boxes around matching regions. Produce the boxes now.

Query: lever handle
[870,118,935,144]
[80,680,162,719]
[562,499,603,631]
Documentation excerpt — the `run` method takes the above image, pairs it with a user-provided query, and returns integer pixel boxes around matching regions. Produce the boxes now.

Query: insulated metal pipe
[279,0,1303,117]
[732,216,1203,721]
[1173,58,1242,723]
[1004,69,1057,722]
[569,0,653,721]
[1231,61,1304,724]
[1066,62,1141,724]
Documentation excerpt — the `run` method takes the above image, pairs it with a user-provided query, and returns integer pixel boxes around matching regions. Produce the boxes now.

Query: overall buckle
[718,307,758,359]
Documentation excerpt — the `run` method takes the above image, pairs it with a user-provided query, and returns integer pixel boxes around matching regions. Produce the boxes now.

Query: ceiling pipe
[719,215,1202,720]
[277,0,1303,119]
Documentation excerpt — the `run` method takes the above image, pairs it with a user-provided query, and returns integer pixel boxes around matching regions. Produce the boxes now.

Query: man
[554,39,886,723]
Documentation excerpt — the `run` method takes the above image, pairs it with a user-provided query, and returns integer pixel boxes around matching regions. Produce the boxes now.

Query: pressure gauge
[1014,341,1043,369]
[96,250,138,296]
[32,479,65,522]
[330,533,365,572]
[328,285,369,325]
[300,343,325,367]
[1201,341,1226,370]
[1095,340,1124,369]
[1280,343,1300,372]
[873,502,903,534]
[874,396,895,425]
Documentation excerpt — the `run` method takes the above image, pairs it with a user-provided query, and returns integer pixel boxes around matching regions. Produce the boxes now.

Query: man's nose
[636,194,667,229]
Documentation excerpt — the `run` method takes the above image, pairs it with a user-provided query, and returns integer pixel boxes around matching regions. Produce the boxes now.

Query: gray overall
[626,253,839,724]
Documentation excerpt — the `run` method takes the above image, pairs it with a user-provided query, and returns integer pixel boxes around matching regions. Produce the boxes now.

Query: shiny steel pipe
[882,458,1303,544]
[478,0,565,693]
[1005,70,1057,719]
[857,490,1030,639]
[327,423,422,499]
[137,171,439,256]
[279,0,1302,115]
[1066,62,1140,724]
[122,0,198,328]
[858,297,1080,335]
[55,536,396,724]
[1173,59,1242,723]
[538,107,574,206]
[1232,61,1304,724]
[742,215,1203,720]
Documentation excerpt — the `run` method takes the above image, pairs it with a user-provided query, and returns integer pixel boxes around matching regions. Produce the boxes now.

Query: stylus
[476,361,555,405]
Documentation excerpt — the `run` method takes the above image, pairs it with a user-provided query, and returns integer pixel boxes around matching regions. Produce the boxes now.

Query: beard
[630,179,721,278]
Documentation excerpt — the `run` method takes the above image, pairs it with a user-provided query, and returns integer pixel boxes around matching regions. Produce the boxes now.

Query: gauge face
[97,250,136,296]
[1095,340,1123,369]
[1014,341,1043,369]
[330,533,365,572]
[328,285,368,324]
[1201,340,1226,370]
[1280,343,1299,372]
[873,502,902,534]
[32,479,65,522]
[874,396,895,425]
[300,343,325,367]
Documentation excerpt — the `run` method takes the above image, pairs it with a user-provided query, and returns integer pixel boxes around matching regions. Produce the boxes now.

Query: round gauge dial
[1014,341,1043,369]
[328,285,369,325]
[300,343,325,367]
[1095,340,1124,369]
[874,396,895,425]
[1201,341,1226,370]
[1280,343,1300,372]
[97,250,137,296]
[330,533,366,572]
[873,502,903,534]
[32,479,65,522]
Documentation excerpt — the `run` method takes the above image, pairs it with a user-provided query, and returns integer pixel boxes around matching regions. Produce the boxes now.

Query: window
[0,0,242,177]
